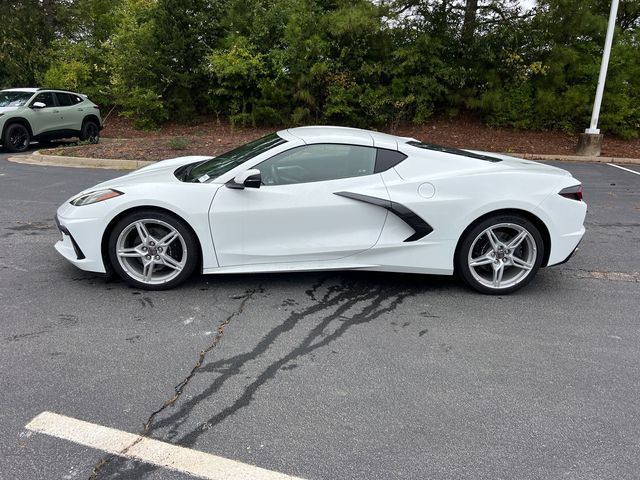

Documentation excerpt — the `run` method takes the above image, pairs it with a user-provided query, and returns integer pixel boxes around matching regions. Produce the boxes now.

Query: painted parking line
[26,411,306,480]
[607,163,640,176]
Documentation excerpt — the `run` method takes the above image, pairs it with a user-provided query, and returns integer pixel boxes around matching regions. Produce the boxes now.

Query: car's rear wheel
[3,123,31,153]
[80,120,100,144]
[108,210,199,290]
[455,214,544,294]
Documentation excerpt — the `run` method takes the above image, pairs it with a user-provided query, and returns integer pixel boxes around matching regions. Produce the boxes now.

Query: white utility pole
[585,0,620,134]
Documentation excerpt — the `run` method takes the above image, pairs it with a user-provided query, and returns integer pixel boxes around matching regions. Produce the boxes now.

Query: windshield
[0,91,33,107]
[178,133,287,183]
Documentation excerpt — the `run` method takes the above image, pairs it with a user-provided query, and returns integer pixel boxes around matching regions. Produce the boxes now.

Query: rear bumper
[552,238,582,267]
[546,226,585,266]
[535,187,587,267]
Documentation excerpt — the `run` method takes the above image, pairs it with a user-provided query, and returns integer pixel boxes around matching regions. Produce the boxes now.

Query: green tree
[150,0,227,120]
[7,0,636,136]
[205,43,266,125]
[0,0,54,87]
[41,0,123,104]
[108,0,166,128]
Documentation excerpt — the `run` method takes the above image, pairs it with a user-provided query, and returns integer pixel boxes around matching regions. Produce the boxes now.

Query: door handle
[77,108,83,111]
[53,110,60,113]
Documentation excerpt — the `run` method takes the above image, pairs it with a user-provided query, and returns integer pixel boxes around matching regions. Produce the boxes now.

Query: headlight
[70,189,123,206]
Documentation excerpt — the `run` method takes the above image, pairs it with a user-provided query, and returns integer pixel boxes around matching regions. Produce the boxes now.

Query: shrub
[167,137,190,150]
[117,87,168,130]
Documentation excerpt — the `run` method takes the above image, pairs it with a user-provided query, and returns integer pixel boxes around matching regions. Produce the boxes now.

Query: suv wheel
[3,123,31,153]
[80,120,100,144]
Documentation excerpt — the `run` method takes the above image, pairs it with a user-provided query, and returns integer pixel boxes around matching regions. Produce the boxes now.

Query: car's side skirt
[202,262,452,276]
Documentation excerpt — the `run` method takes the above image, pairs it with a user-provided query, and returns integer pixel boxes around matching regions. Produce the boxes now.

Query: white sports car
[55,126,586,294]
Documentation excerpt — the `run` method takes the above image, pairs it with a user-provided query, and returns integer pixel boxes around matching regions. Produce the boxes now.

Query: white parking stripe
[607,163,640,176]
[26,412,306,480]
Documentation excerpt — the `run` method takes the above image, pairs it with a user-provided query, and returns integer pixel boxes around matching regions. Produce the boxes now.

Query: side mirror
[227,169,261,189]
[31,102,47,109]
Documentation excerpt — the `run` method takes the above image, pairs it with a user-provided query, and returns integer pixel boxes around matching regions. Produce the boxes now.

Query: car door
[54,92,81,131]
[26,92,63,136]
[209,143,390,266]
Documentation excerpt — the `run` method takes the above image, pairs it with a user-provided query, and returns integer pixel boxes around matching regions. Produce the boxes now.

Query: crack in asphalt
[97,278,416,479]
[88,287,262,480]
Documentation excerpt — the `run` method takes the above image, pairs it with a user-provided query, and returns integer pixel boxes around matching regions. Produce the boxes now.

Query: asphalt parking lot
[1,153,639,480]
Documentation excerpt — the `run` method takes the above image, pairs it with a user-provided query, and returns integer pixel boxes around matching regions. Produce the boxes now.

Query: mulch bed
[42,115,640,161]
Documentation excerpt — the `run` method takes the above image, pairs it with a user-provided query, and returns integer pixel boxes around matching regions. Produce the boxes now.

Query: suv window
[257,144,376,186]
[55,93,74,107]
[31,92,56,108]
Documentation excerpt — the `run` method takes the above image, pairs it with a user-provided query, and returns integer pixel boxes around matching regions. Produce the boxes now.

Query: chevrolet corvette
[55,126,586,294]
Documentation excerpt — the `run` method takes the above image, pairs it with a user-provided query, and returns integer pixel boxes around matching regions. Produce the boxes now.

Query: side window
[31,92,56,108]
[256,144,377,186]
[55,93,74,107]
[71,95,84,104]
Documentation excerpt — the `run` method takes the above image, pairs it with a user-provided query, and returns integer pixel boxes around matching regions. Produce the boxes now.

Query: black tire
[3,123,31,153]
[80,119,100,144]
[455,214,545,295]
[108,210,199,290]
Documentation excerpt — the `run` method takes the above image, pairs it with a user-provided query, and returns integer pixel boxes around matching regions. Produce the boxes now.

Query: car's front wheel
[108,210,199,290]
[3,123,31,153]
[455,214,544,294]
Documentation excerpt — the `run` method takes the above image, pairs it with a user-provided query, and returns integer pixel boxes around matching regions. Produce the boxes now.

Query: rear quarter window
[374,149,407,172]
[55,93,74,107]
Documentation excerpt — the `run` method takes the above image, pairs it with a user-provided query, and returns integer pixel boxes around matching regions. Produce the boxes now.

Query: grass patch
[167,137,190,150]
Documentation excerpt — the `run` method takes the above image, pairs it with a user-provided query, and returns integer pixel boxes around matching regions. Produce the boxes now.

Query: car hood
[88,155,212,191]
[0,106,20,114]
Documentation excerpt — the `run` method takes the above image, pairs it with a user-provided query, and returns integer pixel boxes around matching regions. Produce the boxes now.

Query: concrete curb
[7,150,155,170]
[509,153,640,165]
[6,148,640,170]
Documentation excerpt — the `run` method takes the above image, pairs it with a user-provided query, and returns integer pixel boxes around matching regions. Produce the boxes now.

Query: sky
[520,0,537,11]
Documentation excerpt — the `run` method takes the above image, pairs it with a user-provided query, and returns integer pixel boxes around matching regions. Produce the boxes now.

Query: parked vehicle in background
[0,88,102,153]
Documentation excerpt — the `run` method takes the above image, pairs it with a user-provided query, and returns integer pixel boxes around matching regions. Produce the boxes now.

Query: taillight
[559,184,583,201]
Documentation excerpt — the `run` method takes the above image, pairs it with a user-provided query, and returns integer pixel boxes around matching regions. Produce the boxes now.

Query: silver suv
[0,88,102,153]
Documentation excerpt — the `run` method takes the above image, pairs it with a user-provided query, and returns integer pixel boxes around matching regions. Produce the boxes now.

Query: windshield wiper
[175,160,207,182]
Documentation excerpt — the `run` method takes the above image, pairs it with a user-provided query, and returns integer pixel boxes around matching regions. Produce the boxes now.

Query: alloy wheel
[115,219,187,285]
[467,223,537,290]
[9,126,29,151]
